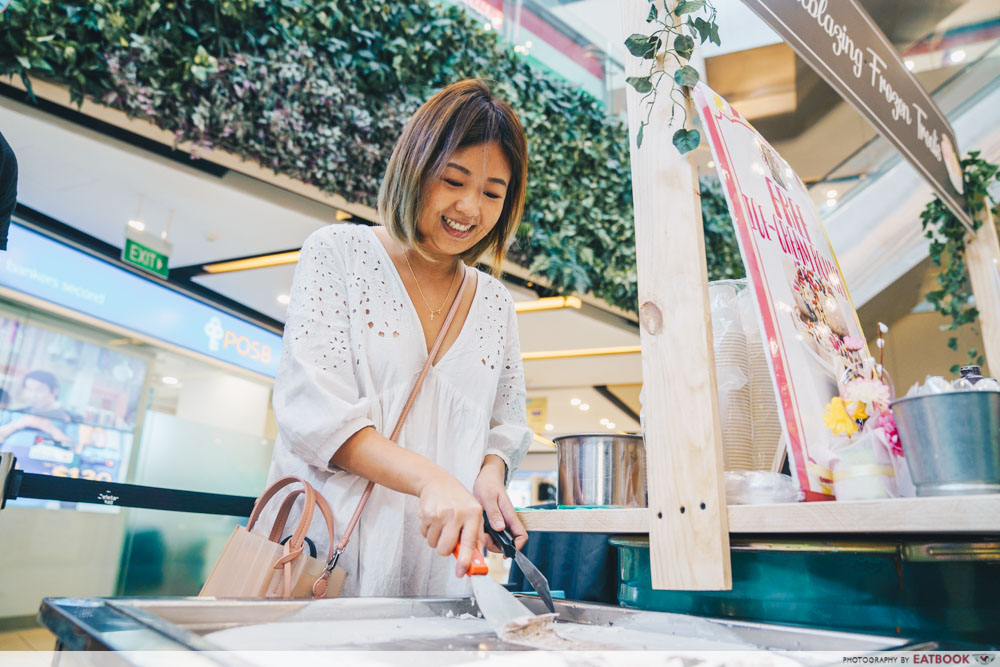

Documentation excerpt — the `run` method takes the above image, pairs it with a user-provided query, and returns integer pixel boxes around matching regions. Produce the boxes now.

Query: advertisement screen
[0,315,147,509]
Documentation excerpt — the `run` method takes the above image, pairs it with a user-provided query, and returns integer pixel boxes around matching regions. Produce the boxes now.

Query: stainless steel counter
[40,595,916,657]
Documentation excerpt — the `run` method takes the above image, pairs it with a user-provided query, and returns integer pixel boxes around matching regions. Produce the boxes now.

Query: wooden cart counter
[517,495,1000,534]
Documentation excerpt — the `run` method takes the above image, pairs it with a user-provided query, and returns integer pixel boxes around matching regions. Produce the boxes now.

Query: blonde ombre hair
[377,79,528,276]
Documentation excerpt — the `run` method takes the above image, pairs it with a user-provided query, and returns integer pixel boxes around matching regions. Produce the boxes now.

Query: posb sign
[223,329,272,364]
[204,317,274,366]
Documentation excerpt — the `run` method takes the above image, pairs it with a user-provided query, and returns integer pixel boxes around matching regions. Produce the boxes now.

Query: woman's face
[415,141,511,261]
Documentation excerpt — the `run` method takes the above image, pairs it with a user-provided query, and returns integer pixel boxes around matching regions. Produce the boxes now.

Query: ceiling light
[706,161,715,169]
[570,398,581,406]
[483,22,492,31]
[515,296,583,313]
[606,422,616,429]
[579,403,590,411]
[522,345,642,361]
[544,423,554,432]
[949,50,966,64]
[904,59,915,71]
[599,418,609,425]
[127,219,145,232]
[277,294,290,305]
[826,189,837,198]
[161,376,179,385]
[202,251,300,274]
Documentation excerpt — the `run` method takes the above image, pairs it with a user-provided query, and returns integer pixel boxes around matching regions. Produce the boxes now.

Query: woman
[264,79,533,597]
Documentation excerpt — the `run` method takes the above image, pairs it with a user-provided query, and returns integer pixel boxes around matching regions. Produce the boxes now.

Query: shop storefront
[0,220,280,618]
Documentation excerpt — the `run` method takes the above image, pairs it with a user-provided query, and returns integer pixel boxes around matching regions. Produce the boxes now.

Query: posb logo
[204,317,273,365]
[205,317,224,351]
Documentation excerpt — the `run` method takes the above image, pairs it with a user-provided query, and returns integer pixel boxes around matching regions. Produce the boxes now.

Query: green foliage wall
[1,0,741,312]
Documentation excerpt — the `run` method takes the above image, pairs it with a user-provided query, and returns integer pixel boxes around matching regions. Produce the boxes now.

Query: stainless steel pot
[554,433,647,507]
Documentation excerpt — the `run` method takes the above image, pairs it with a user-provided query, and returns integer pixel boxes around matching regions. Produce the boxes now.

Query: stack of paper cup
[748,335,784,470]
[710,282,754,471]
[737,283,785,471]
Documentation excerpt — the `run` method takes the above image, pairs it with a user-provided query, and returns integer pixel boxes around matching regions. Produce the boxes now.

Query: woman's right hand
[417,474,485,577]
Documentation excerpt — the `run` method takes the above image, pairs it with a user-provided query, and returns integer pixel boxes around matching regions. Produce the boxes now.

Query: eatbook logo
[205,317,224,351]
[974,656,996,666]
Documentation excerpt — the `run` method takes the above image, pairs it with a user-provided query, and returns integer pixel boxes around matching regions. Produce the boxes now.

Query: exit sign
[122,227,172,279]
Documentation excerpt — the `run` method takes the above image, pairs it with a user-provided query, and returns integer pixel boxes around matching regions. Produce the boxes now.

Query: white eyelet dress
[260,224,532,597]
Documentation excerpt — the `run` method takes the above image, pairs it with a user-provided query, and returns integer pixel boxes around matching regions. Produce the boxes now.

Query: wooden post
[619,0,731,590]
[966,201,1000,374]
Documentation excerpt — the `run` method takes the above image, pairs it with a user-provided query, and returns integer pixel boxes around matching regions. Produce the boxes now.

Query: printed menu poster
[693,82,866,500]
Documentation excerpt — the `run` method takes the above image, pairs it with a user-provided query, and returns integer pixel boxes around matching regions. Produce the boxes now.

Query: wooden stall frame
[614,0,731,591]
[515,1,1000,593]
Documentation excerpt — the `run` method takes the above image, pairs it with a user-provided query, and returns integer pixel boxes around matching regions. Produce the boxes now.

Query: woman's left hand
[473,454,528,554]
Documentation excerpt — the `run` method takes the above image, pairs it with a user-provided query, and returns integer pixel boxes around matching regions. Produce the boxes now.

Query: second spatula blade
[470,574,535,634]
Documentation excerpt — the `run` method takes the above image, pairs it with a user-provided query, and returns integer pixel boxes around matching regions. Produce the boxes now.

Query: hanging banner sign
[694,82,871,500]
[740,0,971,230]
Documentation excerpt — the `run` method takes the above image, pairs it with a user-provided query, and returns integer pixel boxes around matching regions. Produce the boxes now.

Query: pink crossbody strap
[334,267,472,553]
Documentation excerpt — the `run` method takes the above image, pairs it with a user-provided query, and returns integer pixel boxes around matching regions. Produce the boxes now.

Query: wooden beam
[517,494,1000,534]
[965,201,1000,374]
[619,1,730,590]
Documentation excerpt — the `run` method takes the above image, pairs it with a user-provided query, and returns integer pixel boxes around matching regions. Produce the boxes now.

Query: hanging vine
[919,151,1000,373]
[624,0,720,153]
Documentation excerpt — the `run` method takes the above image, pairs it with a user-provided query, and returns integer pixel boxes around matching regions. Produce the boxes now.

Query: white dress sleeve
[484,293,532,484]
[272,228,374,471]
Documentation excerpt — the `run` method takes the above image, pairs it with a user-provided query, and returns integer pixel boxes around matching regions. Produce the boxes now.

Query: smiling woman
[261,80,533,598]
[378,79,528,277]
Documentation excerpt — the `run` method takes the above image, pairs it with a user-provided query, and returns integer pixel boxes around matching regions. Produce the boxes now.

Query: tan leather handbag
[199,475,346,599]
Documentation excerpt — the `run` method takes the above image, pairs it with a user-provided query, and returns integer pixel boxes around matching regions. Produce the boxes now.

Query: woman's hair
[377,79,528,276]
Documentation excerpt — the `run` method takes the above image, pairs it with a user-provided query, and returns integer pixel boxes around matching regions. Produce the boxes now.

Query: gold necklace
[402,249,461,321]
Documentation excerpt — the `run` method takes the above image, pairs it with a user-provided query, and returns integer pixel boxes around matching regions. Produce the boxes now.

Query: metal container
[890,391,1000,496]
[554,433,646,507]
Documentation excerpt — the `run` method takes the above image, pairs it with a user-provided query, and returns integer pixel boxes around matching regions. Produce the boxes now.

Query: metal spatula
[454,547,535,634]
[481,511,555,613]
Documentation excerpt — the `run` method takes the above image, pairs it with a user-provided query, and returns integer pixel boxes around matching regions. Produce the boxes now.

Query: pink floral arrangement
[822,323,898,445]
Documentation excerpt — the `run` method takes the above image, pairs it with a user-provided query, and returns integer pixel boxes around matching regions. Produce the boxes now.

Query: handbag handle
[334,267,472,554]
[250,476,340,599]
[268,488,336,562]
[247,475,317,554]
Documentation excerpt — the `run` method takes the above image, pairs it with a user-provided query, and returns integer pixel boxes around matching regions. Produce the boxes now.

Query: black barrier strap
[11,470,255,517]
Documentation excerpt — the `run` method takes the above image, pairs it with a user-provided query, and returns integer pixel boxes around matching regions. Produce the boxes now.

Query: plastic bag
[725,471,803,504]
[827,421,906,500]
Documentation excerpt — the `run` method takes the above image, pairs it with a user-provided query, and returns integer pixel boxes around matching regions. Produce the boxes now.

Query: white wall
[175,373,271,437]
[0,507,126,617]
